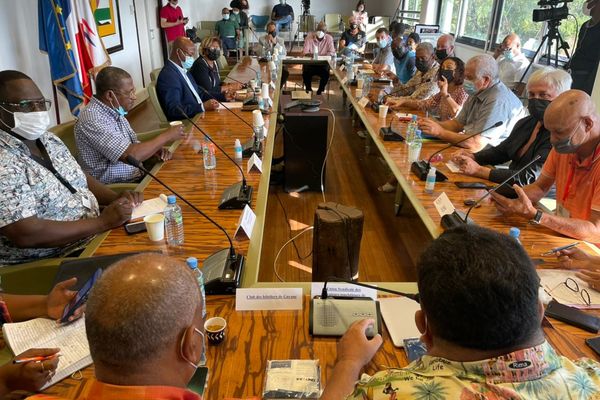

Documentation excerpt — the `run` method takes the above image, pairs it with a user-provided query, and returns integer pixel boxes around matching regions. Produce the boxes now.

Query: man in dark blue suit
[156,37,219,121]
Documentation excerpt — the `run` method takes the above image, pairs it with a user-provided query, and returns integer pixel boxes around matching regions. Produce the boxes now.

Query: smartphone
[60,268,103,324]
[545,300,600,333]
[586,336,600,356]
[493,183,518,199]
[187,366,209,395]
[455,182,490,189]
[125,221,147,234]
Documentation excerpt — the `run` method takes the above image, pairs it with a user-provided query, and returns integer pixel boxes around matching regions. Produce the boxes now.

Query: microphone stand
[379,113,404,142]
[196,85,262,158]
[411,121,504,182]
[125,155,244,294]
[177,107,254,210]
[440,155,542,230]
[242,64,262,108]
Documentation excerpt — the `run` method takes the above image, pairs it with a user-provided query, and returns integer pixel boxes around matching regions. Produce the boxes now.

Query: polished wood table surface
[34,295,600,399]
[330,65,600,264]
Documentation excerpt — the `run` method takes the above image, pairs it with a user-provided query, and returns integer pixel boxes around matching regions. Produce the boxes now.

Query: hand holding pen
[2,348,60,394]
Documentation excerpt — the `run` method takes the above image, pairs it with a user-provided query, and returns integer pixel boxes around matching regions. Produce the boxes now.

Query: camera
[533,0,571,22]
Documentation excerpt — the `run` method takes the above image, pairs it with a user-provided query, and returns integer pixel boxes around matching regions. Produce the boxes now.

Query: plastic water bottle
[202,139,216,170]
[313,44,319,60]
[271,67,277,83]
[408,129,423,163]
[509,227,521,244]
[405,115,418,144]
[164,195,184,246]
[425,166,437,194]
[234,139,243,160]
[258,96,265,111]
[186,257,207,318]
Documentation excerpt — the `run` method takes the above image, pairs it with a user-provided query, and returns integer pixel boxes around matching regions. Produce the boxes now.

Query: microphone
[223,74,249,89]
[321,276,419,302]
[195,85,262,158]
[411,121,503,182]
[440,154,542,230]
[379,113,404,142]
[177,106,253,210]
[241,64,261,108]
[124,155,244,294]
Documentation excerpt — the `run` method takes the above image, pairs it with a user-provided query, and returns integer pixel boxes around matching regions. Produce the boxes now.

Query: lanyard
[28,139,77,194]
[202,57,220,89]
[562,145,600,203]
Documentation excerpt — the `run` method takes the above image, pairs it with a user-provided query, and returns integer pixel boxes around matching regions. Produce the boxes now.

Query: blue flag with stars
[38,0,85,116]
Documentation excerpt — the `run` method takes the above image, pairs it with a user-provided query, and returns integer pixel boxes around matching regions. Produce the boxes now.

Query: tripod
[517,15,571,88]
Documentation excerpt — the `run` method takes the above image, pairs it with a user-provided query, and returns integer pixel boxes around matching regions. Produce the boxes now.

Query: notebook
[2,317,92,389]
[291,91,312,100]
[379,296,421,347]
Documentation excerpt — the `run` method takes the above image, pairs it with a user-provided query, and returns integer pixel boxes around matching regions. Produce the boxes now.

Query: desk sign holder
[311,282,377,299]
[247,153,263,173]
[433,192,455,218]
[357,97,370,108]
[234,205,256,240]
[236,288,303,310]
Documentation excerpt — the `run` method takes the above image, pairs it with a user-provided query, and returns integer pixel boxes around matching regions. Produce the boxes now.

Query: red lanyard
[562,145,600,203]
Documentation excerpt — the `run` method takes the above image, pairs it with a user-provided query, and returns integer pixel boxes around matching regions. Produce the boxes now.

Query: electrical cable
[320,108,337,203]
[273,226,314,282]
[275,191,312,261]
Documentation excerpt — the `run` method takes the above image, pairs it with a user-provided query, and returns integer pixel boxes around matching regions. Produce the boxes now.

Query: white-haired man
[419,54,523,151]
[452,67,571,187]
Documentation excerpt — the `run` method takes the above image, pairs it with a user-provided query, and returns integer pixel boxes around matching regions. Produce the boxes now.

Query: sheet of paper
[538,269,600,309]
[131,196,168,220]
[236,288,303,310]
[219,102,243,110]
[433,192,455,217]
[357,97,370,108]
[311,282,377,299]
[446,161,460,173]
[379,297,421,347]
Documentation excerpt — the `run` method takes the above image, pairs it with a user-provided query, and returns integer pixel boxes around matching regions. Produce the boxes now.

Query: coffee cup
[144,214,165,241]
[204,317,227,345]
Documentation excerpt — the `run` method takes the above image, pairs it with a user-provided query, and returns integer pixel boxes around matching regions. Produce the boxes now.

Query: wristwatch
[529,209,543,225]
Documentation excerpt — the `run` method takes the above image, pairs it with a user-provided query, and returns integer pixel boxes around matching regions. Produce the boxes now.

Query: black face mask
[415,59,430,73]
[435,49,448,60]
[392,43,408,60]
[528,98,551,122]
[439,69,454,83]
[269,31,277,37]
[350,24,358,30]
[207,48,221,61]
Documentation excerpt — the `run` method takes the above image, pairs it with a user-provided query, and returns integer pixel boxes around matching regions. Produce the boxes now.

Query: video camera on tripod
[533,0,572,22]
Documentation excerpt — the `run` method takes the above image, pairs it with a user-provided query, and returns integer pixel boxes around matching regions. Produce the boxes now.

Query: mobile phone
[493,183,518,199]
[125,221,147,234]
[60,268,103,324]
[545,300,600,333]
[455,182,490,189]
[586,336,600,356]
[187,366,209,395]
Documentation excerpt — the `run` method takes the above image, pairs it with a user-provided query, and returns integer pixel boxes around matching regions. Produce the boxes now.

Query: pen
[541,242,580,256]
[13,354,61,364]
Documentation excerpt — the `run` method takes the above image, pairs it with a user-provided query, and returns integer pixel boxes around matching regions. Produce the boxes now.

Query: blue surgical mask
[110,93,128,117]
[377,38,388,48]
[463,79,477,95]
[503,49,514,61]
[223,14,230,20]
[553,120,583,154]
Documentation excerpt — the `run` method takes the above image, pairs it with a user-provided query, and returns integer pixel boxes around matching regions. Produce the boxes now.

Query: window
[439,0,462,34]
[461,0,495,42]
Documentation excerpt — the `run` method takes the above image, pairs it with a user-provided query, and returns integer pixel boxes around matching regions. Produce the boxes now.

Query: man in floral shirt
[322,225,600,400]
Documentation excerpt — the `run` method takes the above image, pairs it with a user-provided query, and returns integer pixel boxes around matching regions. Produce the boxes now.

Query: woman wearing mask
[190,36,241,102]
[387,57,468,121]
[451,67,572,187]
[352,0,368,32]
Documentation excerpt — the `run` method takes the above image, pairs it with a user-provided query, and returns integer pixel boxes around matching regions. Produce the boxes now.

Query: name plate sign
[236,288,303,311]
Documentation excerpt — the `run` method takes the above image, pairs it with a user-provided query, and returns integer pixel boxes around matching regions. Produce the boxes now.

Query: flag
[38,0,110,116]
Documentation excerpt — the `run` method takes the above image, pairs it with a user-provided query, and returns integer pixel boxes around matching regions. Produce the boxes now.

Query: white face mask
[1,109,50,140]
[317,30,325,39]
[223,14,230,20]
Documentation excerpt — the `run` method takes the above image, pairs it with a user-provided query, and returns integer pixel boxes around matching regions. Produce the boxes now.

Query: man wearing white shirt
[495,33,530,86]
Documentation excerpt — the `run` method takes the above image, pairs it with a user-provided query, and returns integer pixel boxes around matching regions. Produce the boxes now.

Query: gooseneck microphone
[177,106,253,210]
[379,113,404,142]
[440,154,542,230]
[241,64,262,108]
[125,155,244,294]
[321,277,419,303]
[195,85,262,157]
[411,121,503,182]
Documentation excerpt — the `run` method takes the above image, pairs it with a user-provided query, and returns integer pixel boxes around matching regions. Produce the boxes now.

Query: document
[131,196,168,220]
[2,317,92,389]
[538,269,600,309]
[379,297,421,347]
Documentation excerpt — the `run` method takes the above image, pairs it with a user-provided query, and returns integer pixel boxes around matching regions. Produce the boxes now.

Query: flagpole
[52,84,61,124]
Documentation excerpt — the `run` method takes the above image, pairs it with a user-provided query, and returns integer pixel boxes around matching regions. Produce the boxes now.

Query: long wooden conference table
[28,57,600,398]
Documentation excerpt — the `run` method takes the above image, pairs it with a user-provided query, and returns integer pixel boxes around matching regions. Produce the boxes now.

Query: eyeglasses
[112,89,136,99]
[0,99,52,112]
[547,277,591,306]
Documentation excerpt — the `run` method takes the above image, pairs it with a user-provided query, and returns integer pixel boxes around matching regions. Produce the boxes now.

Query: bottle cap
[186,257,198,269]
[235,138,241,146]
[509,227,520,238]
[411,114,417,121]
[167,195,177,204]
[428,166,436,174]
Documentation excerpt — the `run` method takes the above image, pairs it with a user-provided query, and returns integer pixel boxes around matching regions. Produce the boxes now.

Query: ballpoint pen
[13,354,61,364]
[541,242,580,257]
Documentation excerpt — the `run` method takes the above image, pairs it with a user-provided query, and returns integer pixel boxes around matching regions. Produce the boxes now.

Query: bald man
[495,33,530,86]
[28,253,206,400]
[156,36,219,121]
[435,33,455,61]
[302,21,336,94]
[491,90,600,242]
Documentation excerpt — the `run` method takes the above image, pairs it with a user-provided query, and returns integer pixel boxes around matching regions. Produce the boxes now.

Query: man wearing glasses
[75,67,186,184]
[157,37,219,121]
[492,90,600,243]
[0,70,141,265]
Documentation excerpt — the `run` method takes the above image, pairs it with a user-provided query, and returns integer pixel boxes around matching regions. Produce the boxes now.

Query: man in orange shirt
[492,89,600,242]
[29,253,206,400]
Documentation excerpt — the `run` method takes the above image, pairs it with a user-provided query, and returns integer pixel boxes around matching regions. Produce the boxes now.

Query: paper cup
[379,105,389,119]
[204,317,227,345]
[355,88,363,98]
[249,79,256,90]
[261,83,270,99]
[252,109,264,127]
[357,78,364,89]
[144,214,165,241]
